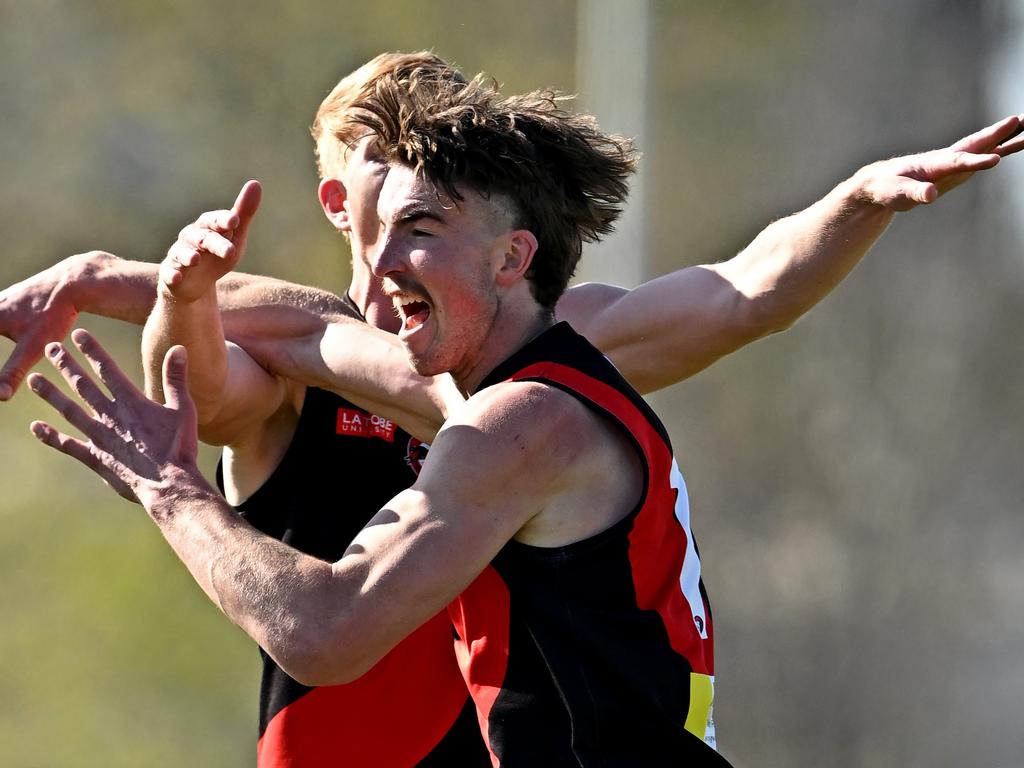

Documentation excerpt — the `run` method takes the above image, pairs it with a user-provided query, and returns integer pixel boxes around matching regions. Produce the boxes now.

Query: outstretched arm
[0,248,349,402]
[558,114,1024,394]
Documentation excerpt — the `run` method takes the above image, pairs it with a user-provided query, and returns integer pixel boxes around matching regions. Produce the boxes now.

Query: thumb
[161,345,195,418]
[231,179,262,228]
[229,180,262,260]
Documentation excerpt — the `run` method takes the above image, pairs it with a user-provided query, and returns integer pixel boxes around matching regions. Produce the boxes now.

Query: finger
[230,180,263,258]
[29,420,138,502]
[178,225,236,260]
[27,371,113,440]
[40,341,114,415]
[914,149,1000,180]
[995,120,1024,157]
[167,241,201,269]
[232,180,262,222]
[160,252,188,288]
[161,345,197,424]
[951,115,1021,153]
[69,329,144,403]
[884,178,939,209]
[0,337,46,401]
[194,209,240,232]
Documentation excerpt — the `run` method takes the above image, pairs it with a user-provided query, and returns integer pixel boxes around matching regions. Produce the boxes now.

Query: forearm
[40,252,346,329]
[716,175,894,333]
[142,288,227,421]
[143,470,355,683]
[55,250,159,323]
[73,250,350,335]
[237,317,458,441]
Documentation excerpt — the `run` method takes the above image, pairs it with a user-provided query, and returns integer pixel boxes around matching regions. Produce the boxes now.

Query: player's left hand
[0,257,89,401]
[853,114,1023,212]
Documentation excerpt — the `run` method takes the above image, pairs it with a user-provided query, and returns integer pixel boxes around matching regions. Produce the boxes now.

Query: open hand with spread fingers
[28,328,207,512]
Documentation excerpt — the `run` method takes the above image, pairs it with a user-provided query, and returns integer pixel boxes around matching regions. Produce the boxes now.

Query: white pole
[989,0,1024,247]
[575,0,651,288]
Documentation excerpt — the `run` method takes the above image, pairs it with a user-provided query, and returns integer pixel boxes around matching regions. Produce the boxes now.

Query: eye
[412,228,435,237]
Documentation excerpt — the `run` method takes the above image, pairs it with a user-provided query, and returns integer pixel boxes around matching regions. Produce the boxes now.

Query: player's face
[371,163,512,385]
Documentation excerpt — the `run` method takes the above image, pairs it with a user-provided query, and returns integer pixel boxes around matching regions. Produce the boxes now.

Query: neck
[454,307,554,396]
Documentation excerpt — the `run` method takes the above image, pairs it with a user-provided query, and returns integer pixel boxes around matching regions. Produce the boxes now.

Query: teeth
[393,295,424,317]
[391,295,430,331]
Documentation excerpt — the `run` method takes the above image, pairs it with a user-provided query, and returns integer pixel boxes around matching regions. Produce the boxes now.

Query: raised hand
[28,328,203,508]
[0,258,87,401]
[854,114,1023,212]
[161,180,263,303]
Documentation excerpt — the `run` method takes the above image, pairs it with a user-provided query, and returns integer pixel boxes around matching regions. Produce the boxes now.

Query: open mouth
[396,297,431,333]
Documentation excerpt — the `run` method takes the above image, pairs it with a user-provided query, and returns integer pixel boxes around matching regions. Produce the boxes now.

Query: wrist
[142,463,219,523]
[829,171,895,225]
[63,250,118,314]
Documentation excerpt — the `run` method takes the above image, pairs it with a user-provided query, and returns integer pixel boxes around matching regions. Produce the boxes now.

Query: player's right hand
[160,180,263,303]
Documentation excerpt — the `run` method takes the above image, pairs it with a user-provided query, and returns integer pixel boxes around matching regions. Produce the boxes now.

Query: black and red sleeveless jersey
[217,300,488,767]
[447,322,728,767]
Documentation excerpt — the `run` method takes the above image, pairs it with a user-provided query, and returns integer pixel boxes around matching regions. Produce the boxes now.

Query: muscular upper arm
[557,267,766,394]
[321,382,586,678]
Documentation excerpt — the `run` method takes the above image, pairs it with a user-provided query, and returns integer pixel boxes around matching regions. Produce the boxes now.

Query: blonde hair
[311,51,466,178]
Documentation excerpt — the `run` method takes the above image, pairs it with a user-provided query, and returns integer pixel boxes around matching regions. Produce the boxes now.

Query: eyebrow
[392,202,446,227]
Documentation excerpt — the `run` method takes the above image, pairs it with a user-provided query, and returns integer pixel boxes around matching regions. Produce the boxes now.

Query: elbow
[719,293,790,351]
[193,396,225,428]
[736,287,806,340]
[268,615,375,687]
[758,306,800,336]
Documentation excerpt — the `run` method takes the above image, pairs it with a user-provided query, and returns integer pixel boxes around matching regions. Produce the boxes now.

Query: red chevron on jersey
[446,322,724,766]
[510,361,713,675]
[256,611,471,767]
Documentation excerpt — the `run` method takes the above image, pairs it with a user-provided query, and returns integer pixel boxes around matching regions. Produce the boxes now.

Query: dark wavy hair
[350,69,639,309]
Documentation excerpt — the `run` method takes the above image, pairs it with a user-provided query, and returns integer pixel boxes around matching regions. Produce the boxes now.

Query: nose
[370,236,403,279]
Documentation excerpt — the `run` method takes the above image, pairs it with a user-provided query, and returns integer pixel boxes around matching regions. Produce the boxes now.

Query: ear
[495,229,538,288]
[318,178,351,232]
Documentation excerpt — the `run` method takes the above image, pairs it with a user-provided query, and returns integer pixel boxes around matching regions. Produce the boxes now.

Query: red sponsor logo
[336,408,396,442]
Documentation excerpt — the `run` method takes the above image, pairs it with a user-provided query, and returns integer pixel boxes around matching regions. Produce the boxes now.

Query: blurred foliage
[1,0,1023,766]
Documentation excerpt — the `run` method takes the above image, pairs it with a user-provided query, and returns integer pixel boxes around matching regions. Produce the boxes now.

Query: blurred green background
[2,1,1023,765]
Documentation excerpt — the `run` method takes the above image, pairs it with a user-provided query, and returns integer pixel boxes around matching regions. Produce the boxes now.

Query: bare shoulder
[554,281,628,335]
[441,380,600,463]
[423,379,642,546]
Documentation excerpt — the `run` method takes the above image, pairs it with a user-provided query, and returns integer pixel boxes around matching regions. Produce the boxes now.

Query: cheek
[445,269,498,323]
